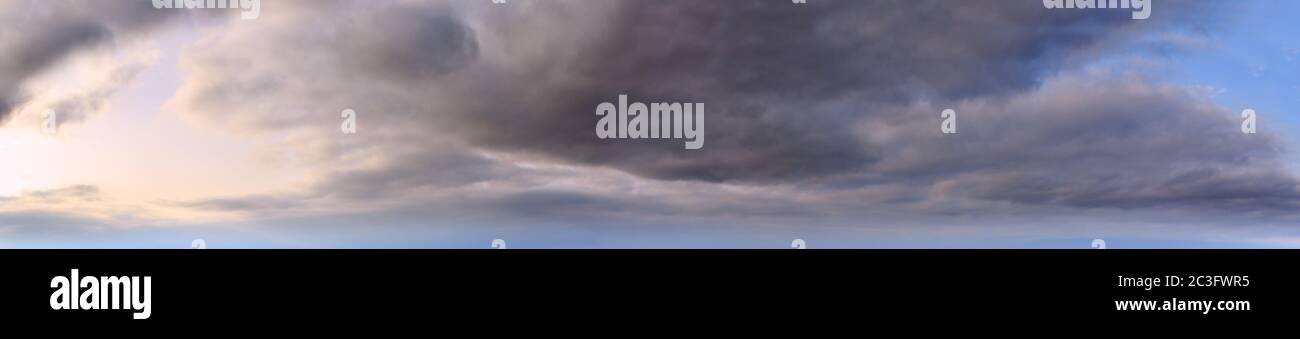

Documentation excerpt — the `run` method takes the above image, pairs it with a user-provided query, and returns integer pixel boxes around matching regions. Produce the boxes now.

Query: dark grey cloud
[433,0,1224,183]
[868,73,1300,213]
[0,0,173,124]
[167,0,1298,216]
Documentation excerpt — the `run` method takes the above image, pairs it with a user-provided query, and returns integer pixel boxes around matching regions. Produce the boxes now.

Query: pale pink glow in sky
[1,17,309,223]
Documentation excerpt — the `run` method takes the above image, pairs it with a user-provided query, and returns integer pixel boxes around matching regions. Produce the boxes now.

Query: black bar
[2,250,1291,327]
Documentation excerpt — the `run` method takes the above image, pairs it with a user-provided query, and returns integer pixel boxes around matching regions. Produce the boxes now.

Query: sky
[1,0,1298,249]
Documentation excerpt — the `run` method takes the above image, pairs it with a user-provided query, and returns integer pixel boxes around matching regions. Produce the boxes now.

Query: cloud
[166,0,1230,188]
[16,184,99,200]
[0,0,173,124]
[0,0,1294,250]
[156,0,1300,219]
[1,184,239,229]
[0,185,115,231]
[0,0,1275,247]
[866,70,1299,213]
[426,0,1222,184]
[0,210,110,241]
